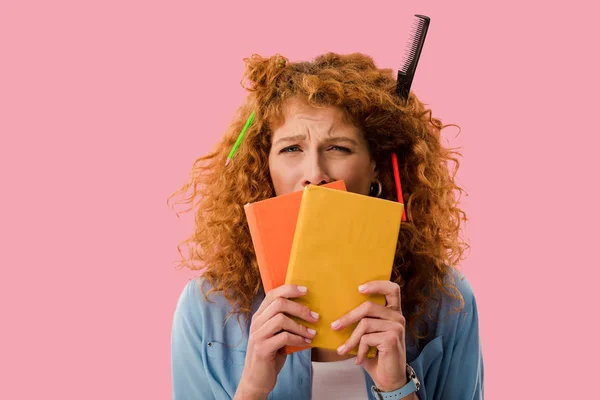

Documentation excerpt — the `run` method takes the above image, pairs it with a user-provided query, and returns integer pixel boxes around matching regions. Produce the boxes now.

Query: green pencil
[225,110,255,166]
[225,58,285,166]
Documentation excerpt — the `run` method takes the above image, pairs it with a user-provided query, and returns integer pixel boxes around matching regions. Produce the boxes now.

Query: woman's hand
[235,284,319,400]
[331,280,408,392]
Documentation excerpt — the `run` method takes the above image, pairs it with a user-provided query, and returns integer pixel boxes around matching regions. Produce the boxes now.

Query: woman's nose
[302,154,331,187]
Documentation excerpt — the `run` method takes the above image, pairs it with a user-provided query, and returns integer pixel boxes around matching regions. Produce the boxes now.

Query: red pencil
[391,153,407,222]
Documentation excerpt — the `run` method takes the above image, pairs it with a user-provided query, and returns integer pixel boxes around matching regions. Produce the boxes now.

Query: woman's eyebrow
[273,135,359,147]
[323,136,359,145]
[273,134,306,147]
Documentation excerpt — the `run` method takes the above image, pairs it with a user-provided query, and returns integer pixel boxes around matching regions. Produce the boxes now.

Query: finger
[254,312,317,341]
[356,338,372,365]
[254,284,309,317]
[253,297,319,332]
[331,301,404,331]
[265,331,313,353]
[358,280,402,312]
[337,318,403,356]
[355,331,401,365]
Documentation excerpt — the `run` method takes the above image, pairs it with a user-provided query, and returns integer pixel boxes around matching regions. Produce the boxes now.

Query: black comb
[396,14,431,101]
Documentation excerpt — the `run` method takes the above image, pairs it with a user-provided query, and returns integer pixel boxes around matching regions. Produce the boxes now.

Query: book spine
[284,186,311,286]
[283,187,313,354]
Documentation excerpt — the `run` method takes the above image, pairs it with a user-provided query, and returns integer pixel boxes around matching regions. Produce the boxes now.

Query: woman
[169,52,483,399]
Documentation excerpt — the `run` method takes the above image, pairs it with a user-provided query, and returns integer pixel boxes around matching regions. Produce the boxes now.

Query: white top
[311,357,368,399]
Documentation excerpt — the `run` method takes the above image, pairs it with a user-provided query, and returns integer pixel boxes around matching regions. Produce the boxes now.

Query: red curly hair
[168,52,469,342]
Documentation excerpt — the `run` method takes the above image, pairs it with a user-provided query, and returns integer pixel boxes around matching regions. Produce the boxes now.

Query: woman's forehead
[273,98,358,133]
[272,118,363,146]
[282,97,340,117]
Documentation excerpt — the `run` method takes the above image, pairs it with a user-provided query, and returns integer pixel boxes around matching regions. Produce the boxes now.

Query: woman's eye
[329,146,351,153]
[279,145,300,153]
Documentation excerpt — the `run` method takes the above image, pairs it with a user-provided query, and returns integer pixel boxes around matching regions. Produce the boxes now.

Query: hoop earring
[370,180,383,198]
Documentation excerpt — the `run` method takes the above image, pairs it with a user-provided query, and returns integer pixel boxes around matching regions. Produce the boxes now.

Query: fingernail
[297,286,308,293]
[307,328,316,335]
[305,338,312,344]
[337,344,346,354]
[331,320,340,329]
[358,284,367,293]
[310,311,320,320]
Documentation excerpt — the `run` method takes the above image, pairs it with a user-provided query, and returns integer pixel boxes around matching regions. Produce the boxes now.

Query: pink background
[1,1,598,398]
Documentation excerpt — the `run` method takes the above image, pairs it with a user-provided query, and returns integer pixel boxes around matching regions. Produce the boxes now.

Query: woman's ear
[370,159,378,181]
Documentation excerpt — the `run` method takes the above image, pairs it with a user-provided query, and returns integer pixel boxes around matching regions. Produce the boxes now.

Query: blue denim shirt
[171,270,483,399]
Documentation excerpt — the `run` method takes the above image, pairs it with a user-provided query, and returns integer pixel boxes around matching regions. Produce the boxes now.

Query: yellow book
[284,184,404,356]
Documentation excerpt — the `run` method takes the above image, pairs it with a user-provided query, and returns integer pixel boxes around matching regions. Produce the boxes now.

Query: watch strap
[370,380,417,399]
[370,364,420,399]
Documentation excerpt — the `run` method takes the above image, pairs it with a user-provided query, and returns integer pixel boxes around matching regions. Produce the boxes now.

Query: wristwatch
[370,364,421,399]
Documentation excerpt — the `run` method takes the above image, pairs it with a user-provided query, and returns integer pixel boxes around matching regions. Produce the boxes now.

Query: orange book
[244,180,347,354]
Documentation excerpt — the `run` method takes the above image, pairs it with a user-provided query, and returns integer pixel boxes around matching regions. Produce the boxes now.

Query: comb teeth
[396,14,430,101]
[400,15,429,73]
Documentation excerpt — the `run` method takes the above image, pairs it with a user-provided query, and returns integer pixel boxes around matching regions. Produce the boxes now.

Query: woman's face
[268,99,376,196]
